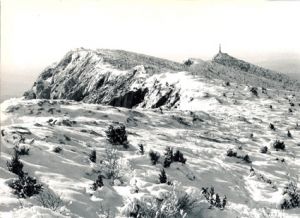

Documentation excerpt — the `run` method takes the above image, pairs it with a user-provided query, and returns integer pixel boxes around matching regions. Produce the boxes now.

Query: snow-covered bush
[243,154,252,163]
[89,150,96,163]
[7,149,24,176]
[260,146,268,154]
[35,189,63,211]
[280,181,300,209]
[269,123,275,131]
[138,144,144,155]
[98,203,115,218]
[15,145,30,155]
[202,187,226,209]
[105,123,128,148]
[159,169,168,184]
[8,173,43,198]
[149,150,160,165]
[250,87,258,96]
[273,140,285,151]
[173,150,187,164]
[53,146,62,153]
[92,175,104,191]
[101,147,121,182]
[184,59,193,67]
[122,189,197,217]
[226,148,237,157]
[163,147,173,168]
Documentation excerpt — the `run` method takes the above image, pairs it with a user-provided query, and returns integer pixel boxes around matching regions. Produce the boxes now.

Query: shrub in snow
[269,123,275,131]
[280,181,300,209]
[173,150,187,164]
[159,169,168,184]
[35,189,63,211]
[226,148,237,157]
[15,145,30,155]
[287,130,292,138]
[98,203,115,218]
[243,154,252,163]
[122,189,197,218]
[163,147,173,168]
[101,147,121,182]
[202,187,226,209]
[250,87,258,96]
[53,146,62,153]
[92,175,104,191]
[7,149,24,176]
[89,150,96,163]
[260,146,268,154]
[289,108,293,113]
[105,123,128,148]
[138,144,144,155]
[149,150,160,165]
[8,173,43,198]
[184,59,193,67]
[273,140,285,151]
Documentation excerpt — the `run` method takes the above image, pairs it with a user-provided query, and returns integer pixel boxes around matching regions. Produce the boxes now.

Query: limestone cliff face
[24,48,185,109]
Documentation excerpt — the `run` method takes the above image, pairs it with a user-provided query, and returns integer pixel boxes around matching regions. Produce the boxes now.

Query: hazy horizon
[1,0,300,102]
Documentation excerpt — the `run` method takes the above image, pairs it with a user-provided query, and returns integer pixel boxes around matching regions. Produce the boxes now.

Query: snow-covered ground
[1,71,300,217]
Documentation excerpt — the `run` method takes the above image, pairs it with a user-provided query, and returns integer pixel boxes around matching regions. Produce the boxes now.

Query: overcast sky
[1,0,300,100]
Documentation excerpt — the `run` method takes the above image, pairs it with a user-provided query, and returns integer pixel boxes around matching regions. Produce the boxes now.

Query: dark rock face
[24,48,185,109]
[109,88,149,108]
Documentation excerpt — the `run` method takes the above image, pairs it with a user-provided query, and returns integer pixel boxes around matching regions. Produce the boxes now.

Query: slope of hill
[187,52,300,92]
[1,49,300,217]
[1,72,300,217]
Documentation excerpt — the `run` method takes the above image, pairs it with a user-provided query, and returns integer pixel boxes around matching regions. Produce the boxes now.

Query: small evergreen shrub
[250,87,258,96]
[8,173,43,198]
[149,150,160,165]
[36,189,63,211]
[53,146,62,153]
[243,154,252,163]
[287,130,292,138]
[89,150,96,163]
[15,145,30,155]
[273,140,285,150]
[173,150,187,164]
[269,123,275,130]
[163,147,173,168]
[7,149,24,176]
[92,175,104,191]
[138,144,144,155]
[122,189,197,217]
[202,187,226,209]
[226,149,237,157]
[101,147,121,182]
[184,59,193,67]
[105,123,128,148]
[260,146,268,154]
[159,169,167,184]
[280,182,300,209]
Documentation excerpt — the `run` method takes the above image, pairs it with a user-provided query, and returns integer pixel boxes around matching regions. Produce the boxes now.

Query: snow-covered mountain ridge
[23,48,300,109]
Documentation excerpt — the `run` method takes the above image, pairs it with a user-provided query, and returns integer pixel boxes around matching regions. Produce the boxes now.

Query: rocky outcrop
[24,48,186,109]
